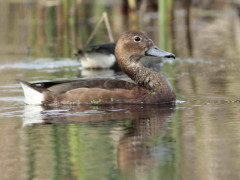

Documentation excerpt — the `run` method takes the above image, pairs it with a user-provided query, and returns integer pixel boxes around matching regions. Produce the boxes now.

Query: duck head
[115,30,175,64]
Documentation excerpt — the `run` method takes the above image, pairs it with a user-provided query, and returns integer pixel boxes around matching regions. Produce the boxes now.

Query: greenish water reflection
[21,106,178,180]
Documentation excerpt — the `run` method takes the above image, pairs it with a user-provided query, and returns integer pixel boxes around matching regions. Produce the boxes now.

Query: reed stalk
[159,0,173,51]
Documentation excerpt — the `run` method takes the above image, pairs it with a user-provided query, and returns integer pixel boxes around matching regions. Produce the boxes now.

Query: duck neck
[119,59,173,92]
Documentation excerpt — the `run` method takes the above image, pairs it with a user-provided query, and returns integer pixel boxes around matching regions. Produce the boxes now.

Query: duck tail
[18,80,44,105]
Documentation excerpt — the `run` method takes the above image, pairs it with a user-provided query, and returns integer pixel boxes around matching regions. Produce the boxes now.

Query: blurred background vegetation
[0,0,239,59]
[0,2,240,180]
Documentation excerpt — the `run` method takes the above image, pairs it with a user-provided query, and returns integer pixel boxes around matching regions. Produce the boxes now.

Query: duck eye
[134,36,141,42]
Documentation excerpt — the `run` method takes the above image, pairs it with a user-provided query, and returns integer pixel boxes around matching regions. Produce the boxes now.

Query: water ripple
[0,58,80,70]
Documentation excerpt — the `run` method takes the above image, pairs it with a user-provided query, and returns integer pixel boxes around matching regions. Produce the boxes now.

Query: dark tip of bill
[165,54,175,59]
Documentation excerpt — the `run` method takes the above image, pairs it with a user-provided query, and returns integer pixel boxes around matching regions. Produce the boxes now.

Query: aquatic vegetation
[90,99,102,104]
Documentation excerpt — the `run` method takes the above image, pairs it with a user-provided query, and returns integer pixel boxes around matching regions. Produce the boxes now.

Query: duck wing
[33,78,137,93]
[87,43,116,54]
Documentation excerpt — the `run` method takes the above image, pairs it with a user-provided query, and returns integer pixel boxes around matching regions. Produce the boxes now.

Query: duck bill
[146,46,175,59]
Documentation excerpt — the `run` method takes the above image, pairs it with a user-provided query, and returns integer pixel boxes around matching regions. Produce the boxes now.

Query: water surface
[0,56,240,180]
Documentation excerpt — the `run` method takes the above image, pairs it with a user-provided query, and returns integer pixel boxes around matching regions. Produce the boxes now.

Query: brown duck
[19,31,176,106]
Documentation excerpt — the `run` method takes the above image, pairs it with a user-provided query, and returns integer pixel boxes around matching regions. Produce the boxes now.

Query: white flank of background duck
[80,52,116,69]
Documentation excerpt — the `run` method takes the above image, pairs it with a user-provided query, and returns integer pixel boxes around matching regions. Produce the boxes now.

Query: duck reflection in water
[116,107,175,178]
[22,104,175,179]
